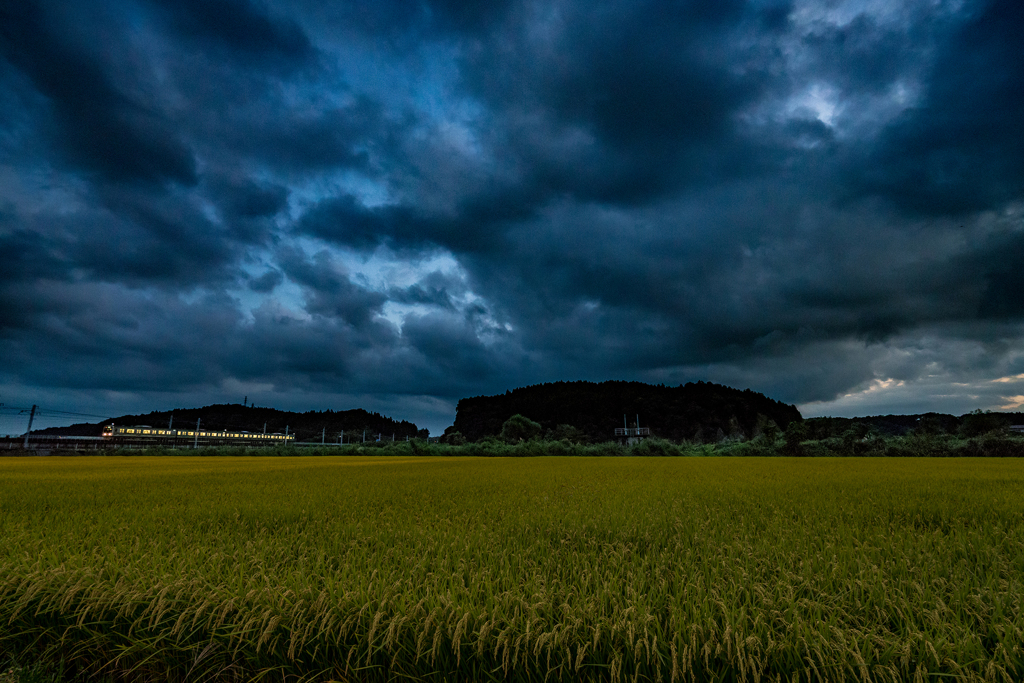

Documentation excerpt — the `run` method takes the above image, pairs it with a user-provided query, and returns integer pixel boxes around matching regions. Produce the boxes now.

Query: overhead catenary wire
[0,405,116,420]
[1,403,118,439]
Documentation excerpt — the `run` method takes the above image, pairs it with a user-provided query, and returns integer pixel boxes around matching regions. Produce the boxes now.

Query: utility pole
[340,429,344,445]
[168,414,173,430]
[362,429,366,443]
[322,427,325,444]
[263,422,267,434]
[285,425,289,445]
[23,405,37,450]
[244,395,247,407]
[194,418,201,449]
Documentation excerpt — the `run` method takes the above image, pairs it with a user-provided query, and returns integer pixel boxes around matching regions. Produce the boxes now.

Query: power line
[0,405,114,419]
[41,411,115,419]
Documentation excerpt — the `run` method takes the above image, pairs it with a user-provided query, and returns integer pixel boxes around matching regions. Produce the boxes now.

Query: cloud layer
[2,0,1024,434]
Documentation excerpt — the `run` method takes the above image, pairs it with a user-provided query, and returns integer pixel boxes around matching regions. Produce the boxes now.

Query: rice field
[1,456,1022,682]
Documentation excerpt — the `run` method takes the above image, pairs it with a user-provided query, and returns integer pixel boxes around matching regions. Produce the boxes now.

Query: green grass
[1,456,1022,681]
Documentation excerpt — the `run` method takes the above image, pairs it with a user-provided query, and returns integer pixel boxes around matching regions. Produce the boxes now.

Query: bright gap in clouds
[800,373,1024,418]
[789,83,839,127]
[342,245,463,291]
[228,239,485,332]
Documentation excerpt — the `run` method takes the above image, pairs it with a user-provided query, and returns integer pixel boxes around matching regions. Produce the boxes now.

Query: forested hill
[36,404,426,442]
[451,381,802,442]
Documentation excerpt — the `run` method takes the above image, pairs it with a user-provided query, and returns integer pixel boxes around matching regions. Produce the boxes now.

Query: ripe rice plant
[1,456,1022,682]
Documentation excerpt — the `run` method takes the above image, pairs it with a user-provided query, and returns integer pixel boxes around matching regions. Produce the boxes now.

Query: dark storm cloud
[0,196,236,292]
[228,96,393,172]
[0,282,241,391]
[796,13,919,94]
[0,2,196,185]
[146,0,314,64]
[214,179,289,220]
[386,270,465,310]
[0,226,72,287]
[295,0,785,253]
[854,0,1024,214]
[248,269,284,293]
[3,0,1024,433]
[297,189,539,251]
[452,0,772,205]
[401,311,509,382]
[277,248,389,327]
[292,0,516,42]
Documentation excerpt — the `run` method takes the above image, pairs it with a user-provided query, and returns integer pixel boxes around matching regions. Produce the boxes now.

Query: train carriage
[103,425,294,446]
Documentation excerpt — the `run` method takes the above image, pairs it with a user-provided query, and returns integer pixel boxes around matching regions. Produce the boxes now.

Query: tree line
[446,380,802,443]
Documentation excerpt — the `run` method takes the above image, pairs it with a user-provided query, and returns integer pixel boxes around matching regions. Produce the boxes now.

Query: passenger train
[103,425,294,443]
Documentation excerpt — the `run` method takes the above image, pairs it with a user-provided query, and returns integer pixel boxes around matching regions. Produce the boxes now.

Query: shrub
[499,414,542,443]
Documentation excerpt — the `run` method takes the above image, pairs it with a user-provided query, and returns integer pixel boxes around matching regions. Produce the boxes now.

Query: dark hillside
[451,380,802,442]
[805,411,1024,438]
[35,404,426,442]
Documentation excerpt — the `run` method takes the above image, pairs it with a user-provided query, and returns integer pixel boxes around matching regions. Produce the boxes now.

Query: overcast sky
[2,0,1023,435]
